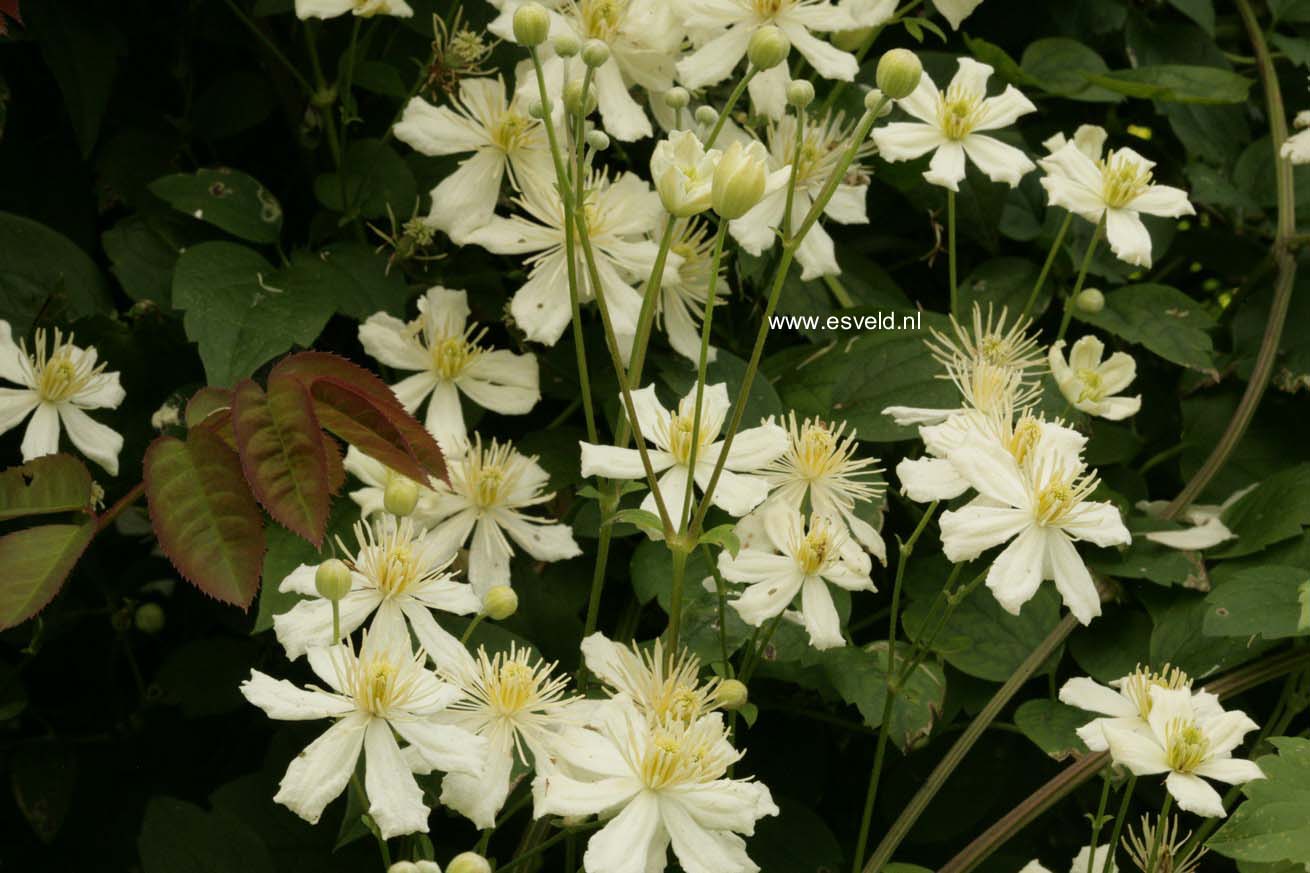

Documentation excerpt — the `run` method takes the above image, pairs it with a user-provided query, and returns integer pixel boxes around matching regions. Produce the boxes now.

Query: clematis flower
[938,434,1130,624]
[651,130,721,217]
[240,623,486,838]
[677,0,859,121]
[932,0,983,28]
[1049,336,1141,421]
[358,287,540,451]
[272,516,481,660]
[579,383,788,519]
[729,111,872,280]
[1019,845,1116,873]
[393,76,552,242]
[1059,665,1220,753]
[423,436,582,596]
[0,321,125,475]
[1101,686,1263,818]
[721,504,875,650]
[533,698,778,873]
[581,632,728,723]
[1135,486,1253,551]
[1280,110,1310,164]
[762,413,886,558]
[1039,140,1194,268]
[294,0,413,19]
[647,218,728,363]
[873,58,1036,191]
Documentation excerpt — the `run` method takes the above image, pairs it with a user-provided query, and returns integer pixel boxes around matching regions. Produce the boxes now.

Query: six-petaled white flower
[1059,664,1218,753]
[582,631,728,723]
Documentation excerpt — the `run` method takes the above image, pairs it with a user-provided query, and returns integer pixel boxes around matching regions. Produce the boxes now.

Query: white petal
[1194,757,1264,786]
[1045,532,1102,625]
[800,576,844,650]
[274,712,368,824]
[440,728,517,829]
[676,24,752,89]
[19,402,61,462]
[924,141,968,191]
[0,389,38,439]
[458,349,540,414]
[240,670,354,720]
[939,502,1031,562]
[497,512,582,562]
[778,19,858,81]
[364,720,430,838]
[358,313,430,371]
[390,717,486,776]
[427,150,508,239]
[1104,208,1154,268]
[873,123,945,162]
[584,793,664,873]
[1101,721,1169,777]
[662,794,756,873]
[1165,771,1227,818]
[731,567,804,626]
[985,526,1046,615]
[57,405,123,476]
[1058,678,1137,719]
[962,134,1035,187]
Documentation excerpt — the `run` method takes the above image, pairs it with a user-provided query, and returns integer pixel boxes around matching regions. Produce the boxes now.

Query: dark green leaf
[1073,284,1217,373]
[150,169,284,244]
[1210,738,1310,863]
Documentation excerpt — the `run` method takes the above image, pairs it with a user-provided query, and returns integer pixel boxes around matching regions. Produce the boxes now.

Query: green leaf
[1148,591,1273,680]
[254,498,360,634]
[1069,607,1153,683]
[231,377,332,546]
[1020,38,1123,102]
[1220,464,1310,558]
[10,740,76,842]
[24,0,120,155]
[1271,33,1310,68]
[0,212,113,335]
[751,797,844,873]
[700,524,741,558]
[0,455,95,522]
[1167,0,1215,34]
[144,429,266,609]
[1203,566,1310,640]
[102,213,204,306]
[171,242,337,387]
[959,257,1047,317]
[0,522,96,630]
[1014,699,1090,761]
[1271,0,1310,22]
[285,243,413,321]
[314,138,416,220]
[150,168,283,244]
[1089,66,1252,105]
[821,642,946,751]
[629,539,752,665]
[1209,738,1310,863]
[607,508,665,537]
[138,796,274,873]
[1072,284,1217,373]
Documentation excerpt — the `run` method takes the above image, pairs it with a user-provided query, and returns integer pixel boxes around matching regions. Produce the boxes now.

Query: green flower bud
[747,25,790,71]
[717,678,749,711]
[864,88,893,117]
[383,475,421,517]
[448,852,492,873]
[663,86,690,110]
[528,97,550,119]
[712,141,770,220]
[552,32,580,57]
[786,80,815,109]
[134,602,166,635]
[512,3,551,46]
[483,585,519,621]
[1076,288,1106,313]
[581,39,610,68]
[315,558,353,601]
[388,863,419,873]
[414,863,441,873]
[694,106,718,127]
[587,130,611,151]
[564,78,597,117]
[875,48,923,101]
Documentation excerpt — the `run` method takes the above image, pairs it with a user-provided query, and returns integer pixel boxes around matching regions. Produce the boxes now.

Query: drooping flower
[1135,486,1253,551]
[729,110,873,280]
[0,320,125,475]
[240,623,486,838]
[721,504,874,649]
[294,0,413,20]
[651,130,721,217]
[761,413,886,558]
[647,218,729,364]
[581,632,727,723]
[533,698,778,873]
[1101,685,1263,817]
[423,436,582,596]
[272,516,481,660]
[1049,336,1141,421]
[358,287,540,451]
[873,58,1036,191]
[1059,665,1221,753]
[1280,110,1310,164]
[1039,140,1194,268]
[938,433,1130,624]
[393,76,552,242]
[579,383,788,519]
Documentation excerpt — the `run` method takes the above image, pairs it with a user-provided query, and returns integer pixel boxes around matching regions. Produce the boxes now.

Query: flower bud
[864,88,894,117]
[786,80,815,109]
[586,130,611,151]
[717,678,749,710]
[315,558,353,601]
[512,3,551,46]
[553,32,580,57]
[134,602,166,635]
[448,852,492,873]
[712,141,770,220]
[747,25,790,71]
[388,863,419,873]
[876,48,923,100]
[414,863,441,873]
[694,106,718,128]
[652,130,720,217]
[528,98,550,119]
[384,475,421,517]
[564,78,597,117]
[483,585,518,620]
[1076,288,1106,313]
[664,86,690,110]
[581,39,610,68]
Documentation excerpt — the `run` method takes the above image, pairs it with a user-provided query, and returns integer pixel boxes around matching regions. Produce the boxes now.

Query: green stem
[705,67,759,149]
[1086,772,1113,873]
[332,599,341,643]
[739,613,785,684]
[460,613,484,644]
[667,547,690,652]
[1099,774,1137,873]
[304,26,343,168]
[947,189,959,318]
[703,544,734,673]
[782,103,807,241]
[1021,211,1073,322]
[499,822,603,871]
[1146,793,1173,873]
[1056,220,1103,342]
[627,216,679,390]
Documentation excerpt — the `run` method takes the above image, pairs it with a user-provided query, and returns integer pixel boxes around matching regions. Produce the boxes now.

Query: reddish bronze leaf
[231,377,331,546]
[323,434,346,496]
[184,387,234,428]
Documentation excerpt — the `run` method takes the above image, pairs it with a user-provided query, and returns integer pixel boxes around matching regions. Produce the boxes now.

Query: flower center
[363,659,399,715]
[795,518,841,576]
[1119,664,1190,720]
[636,720,730,790]
[345,518,448,599]
[27,329,99,404]
[369,543,420,596]
[1007,416,1043,465]
[796,423,839,480]
[491,111,533,153]
[751,0,788,18]
[578,0,626,40]
[432,335,479,380]
[940,84,982,140]
[37,356,83,403]
[1076,368,1105,403]
[667,411,715,466]
[488,660,537,714]
[1164,719,1210,773]
[1100,150,1153,209]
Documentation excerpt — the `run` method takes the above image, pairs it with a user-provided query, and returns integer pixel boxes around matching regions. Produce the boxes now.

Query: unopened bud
[134,602,166,635]
[712,140,769,220]
[512,3,551,46]
[876,48,923,100]
[1076,288,1106,313]
[388,863,419,873]
[786,80,815,109]
[483,585,518,620]
[414,863,441,873]
[315,558,353,601]
[864,88,894,117]
[528,98,550,119]
[384,475,421,516]
[553,32,580,57]
[581,39,610,68]
[586,130,610,151]
[664,86,690,110]
[747,25,790,71]
[447,852,492,873]
[564,78,597,117]
[694,105,718,127]
[717,678,749,710]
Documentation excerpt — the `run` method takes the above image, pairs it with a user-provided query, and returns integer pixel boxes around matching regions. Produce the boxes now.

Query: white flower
[843,0,896,27]
[393,76,552,242]
[240,623,485,838]
[423,436,582,596]
[932,0,983,29]
[581,632,727,723]
[534,699,778,873]
[649,218,729,363]
[939,433,1130,624]
[677,0,859,120]
[343,447,445,522]
[465,171,674,353]
[762,413,886,558]
[873,58,1036,191]
[652,130,722,217]
[1049,337,1141,421]
[272,516,481,660]
[1281,111,1310,164]
[1019,845,1116,873]
[294,0,413,20]
[1135,486,1253,551]
[1039,141,1194,268]
[1059,664,1218,753]
[0,321,125,475]
[579,383,788,519]
[1101,685,1264,818]
[721,504,874,649]
[358,287,540,451]
[729,111,872,280]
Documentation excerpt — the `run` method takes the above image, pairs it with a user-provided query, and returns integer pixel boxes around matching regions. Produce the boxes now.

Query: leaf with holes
[0,455,95,522]
[231,377,331,546]
[0,521,97,630]
[144,429,265,609]
[149,168,283,244]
